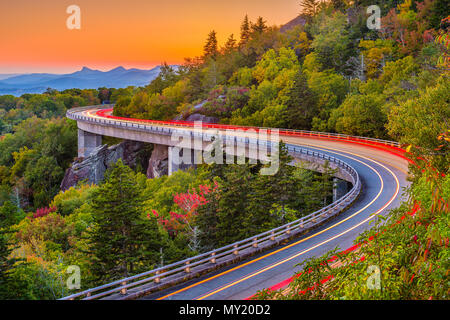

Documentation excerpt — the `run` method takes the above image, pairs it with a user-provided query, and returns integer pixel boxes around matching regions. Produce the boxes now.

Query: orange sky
[0,0,299,73]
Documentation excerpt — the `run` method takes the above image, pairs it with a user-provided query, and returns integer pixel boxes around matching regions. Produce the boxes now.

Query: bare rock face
[146,143,168,179]
[280,15,307,33]
[60,140,146,190]
[185,113,219,124]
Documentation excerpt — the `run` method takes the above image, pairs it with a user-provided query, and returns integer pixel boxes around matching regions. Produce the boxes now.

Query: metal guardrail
[60,105,399,300]
[66,105,403,150]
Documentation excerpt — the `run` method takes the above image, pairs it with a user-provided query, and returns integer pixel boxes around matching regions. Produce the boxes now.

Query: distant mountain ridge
[0,66,175,96]
[0,74,20,81]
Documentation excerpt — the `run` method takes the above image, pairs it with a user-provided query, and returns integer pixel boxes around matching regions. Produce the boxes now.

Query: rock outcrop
[185,113,219,124]
[60,140,147,190]
[280,15,307,33]
[146,143,169,179]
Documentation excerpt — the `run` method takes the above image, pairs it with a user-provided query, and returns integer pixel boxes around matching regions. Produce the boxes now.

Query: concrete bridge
[71,105,356,182]
[63,105,409,300]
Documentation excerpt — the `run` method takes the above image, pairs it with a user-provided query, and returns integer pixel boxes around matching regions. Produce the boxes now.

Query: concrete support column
[333,177,349,202]
[78,129,102,158]
[168,146,197,176]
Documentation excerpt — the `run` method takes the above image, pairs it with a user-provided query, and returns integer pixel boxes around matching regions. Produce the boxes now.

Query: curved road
[74,107,410,300]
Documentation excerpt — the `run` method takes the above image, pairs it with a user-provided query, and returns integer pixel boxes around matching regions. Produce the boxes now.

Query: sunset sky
[0,0,300,74]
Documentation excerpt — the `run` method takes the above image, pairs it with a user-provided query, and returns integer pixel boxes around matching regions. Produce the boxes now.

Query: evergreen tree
[223,34,237,52]
[0,201,21,229]
[215,164,255,246]
[244,143,297,234]
[283,71,318,130]
[203,30,219,59]
[195,163,256,248]
[0,231,21,299]
[194,179,221,251]
[87,159,163,283]
[292,161,337,212]
[239,14,251,46]
[251,16,267,34]
[300,0,320,17]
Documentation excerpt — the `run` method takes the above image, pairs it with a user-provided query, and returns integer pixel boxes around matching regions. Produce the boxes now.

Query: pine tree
[0,201,20,229]
[196,163,255,248]
[215,164,255,245]
[300,0,320,17]
[283,71,318,130]
[223,34,237,52]
[87,159,163,283]
[203,30,219,59]
[292,161,337,212]
[0,230,21,299]
[239,14,251,46]
[251,16,267,34]
[194,180,221,251]
[244,142,297,235]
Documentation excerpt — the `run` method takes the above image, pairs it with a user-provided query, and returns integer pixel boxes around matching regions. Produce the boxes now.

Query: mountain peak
[80,66,94,72]
[111,66,126,71]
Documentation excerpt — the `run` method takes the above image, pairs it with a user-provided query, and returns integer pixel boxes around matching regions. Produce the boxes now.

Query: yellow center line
[193,148,400,300]
[158,147,400,300]
[85,109,403,301]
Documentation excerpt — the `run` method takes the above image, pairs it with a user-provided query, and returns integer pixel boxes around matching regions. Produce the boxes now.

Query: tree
[203,30,219,59]
[97,87,111,104]
[87,159,164,283]
[309,11,353,73]
[428,0,450,30]
[244,143,298,234]
[239,14,251,46]
[145,63,180,95]
[283,71,318,130]
[24,155,64,208]
[387,76,450,173]
[0,231,18,299]
[196,163,256,248]
[251,16,267,35]
[300,0,320,17]
[359,39,394,79]
[0,201,23,229]
[223,34,237,53]
[328,92,388,138]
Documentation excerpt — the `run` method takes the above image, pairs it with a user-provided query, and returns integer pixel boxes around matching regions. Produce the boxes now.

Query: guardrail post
[252,238,258,248]
[120,281,127,295]
[210,252,216,264]
[270,231,275,241]
[233,244,239,255]
[184,261,191,273]
[286,226,291,235]
[154,270,161,283]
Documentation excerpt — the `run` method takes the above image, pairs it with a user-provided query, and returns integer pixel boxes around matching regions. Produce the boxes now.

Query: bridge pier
[333,178,349,202]
[78,129,102,158]
[168,146,200,176]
